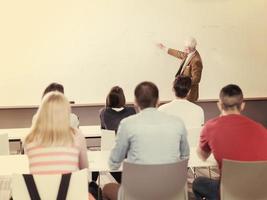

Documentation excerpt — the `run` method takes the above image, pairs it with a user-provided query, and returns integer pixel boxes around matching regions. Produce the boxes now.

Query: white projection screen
[0,0,266,107]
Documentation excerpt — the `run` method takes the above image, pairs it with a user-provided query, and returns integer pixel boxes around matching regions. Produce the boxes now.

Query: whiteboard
[0,0,266,106]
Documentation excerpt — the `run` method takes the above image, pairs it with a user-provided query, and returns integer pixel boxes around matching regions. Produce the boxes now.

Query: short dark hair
[134,81,159,109]
[219,84,243,111]
[42,83,64,98]
[173,76,192,98]
[106,86,126,108]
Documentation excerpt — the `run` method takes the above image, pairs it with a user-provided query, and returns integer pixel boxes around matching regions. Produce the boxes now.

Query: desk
[0,155,29,175]
[87,148,217,172]
[0,125,101,142]
[0,128,29,142]
[79,126,101,138]
[0,148,216,175]
[0,126,101,153]
[0,128,30,153]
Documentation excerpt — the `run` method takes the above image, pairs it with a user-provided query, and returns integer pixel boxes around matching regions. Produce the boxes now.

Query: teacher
[158,37,203,102]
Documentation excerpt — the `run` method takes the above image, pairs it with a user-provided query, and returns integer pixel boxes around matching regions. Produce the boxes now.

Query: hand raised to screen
[156,43,167,51]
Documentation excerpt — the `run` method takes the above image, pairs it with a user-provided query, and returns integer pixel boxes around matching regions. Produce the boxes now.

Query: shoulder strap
[23,173,72,200]
[56,173,72,200]
[23,174,41,200]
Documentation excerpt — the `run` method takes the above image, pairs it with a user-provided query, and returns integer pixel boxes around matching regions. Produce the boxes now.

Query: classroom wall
[0,99,266,129]
[0,0,267,106]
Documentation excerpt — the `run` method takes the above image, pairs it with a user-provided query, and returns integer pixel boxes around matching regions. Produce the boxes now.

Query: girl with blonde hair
[24,92,96,200]
[26,91,75,148]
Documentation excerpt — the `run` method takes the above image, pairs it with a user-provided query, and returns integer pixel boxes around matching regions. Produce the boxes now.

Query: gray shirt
[109,107,190,170]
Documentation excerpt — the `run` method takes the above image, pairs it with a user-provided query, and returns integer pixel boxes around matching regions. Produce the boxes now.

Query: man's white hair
[184,37,197,49]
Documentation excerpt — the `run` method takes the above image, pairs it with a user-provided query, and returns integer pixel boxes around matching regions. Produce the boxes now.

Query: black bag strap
[23,174,41,200]
[23,173,72,200]
[56,173,72,200]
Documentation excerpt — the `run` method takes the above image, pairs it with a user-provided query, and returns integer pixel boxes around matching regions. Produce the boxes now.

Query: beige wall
[0,0,267,107]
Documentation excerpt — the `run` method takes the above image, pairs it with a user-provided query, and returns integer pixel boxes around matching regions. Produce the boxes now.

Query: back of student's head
[219,84,244,111]
[106,86,126,108]
[134,81,159,109]
[173,76,192,98]
[42,82,64,98]
[26,92,74,146]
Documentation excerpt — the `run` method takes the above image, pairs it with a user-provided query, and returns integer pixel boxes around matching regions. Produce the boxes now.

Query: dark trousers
[92,171,122,183]
[192,177,220,200]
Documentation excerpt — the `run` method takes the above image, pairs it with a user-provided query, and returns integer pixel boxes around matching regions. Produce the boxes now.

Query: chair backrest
[187,127,202,147]
[11,169,88,200]
[0,134,9,155]
[120,159,188,200]
[221,159,267,200]
[100,129,116,151]
[0,175,11,200]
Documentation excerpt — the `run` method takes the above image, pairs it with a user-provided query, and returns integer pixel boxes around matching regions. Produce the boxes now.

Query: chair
[0,134,9,155]
[221,159,267,200]
[11,169,88,200]
[187,127,202,147]
[119,159,189,200]
[0,175,11,200]
[100,129,115,151]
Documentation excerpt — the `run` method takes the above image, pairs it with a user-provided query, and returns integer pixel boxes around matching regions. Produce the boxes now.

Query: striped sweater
[24,130,88,174]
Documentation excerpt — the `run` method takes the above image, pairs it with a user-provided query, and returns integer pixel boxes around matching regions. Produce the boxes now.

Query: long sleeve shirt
[109,108,189,170]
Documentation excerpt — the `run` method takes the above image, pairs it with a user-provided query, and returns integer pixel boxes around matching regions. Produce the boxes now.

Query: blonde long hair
[25,92,74,146]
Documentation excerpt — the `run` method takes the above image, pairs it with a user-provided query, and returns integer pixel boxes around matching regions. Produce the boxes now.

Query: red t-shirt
[200,114,267,170]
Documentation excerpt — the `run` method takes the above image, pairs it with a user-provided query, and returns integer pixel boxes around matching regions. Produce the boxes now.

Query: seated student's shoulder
[72,128,86,140]
[157,102,169,110]
[159,111,186,127]
[125,106,136,114]
[194,103,204,112]
[118,110,139,125]
[24,142,37,154]
[203,116,223,129]
[244,116,267,131]
[187,101,203,112]
[99,107,108,115]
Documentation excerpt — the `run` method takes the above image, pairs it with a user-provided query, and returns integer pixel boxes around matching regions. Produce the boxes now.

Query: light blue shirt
[109,107,190,170]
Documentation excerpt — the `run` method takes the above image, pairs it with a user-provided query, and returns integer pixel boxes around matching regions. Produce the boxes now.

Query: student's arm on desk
[109,120,129,170]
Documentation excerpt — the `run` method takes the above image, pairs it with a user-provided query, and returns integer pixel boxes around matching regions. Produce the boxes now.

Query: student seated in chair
[100,86,136,133]
[92,86,136,184]
[32,82,80,129]
[193,84,267,200]
[24,92,96,200]
[102,81,190,200]
[158,75,204,129]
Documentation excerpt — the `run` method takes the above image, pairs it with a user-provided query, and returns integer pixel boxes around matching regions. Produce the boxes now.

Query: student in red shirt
[192,84,267,200]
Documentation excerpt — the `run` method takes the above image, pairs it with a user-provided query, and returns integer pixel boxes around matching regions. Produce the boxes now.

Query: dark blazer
[168,49,203,102]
